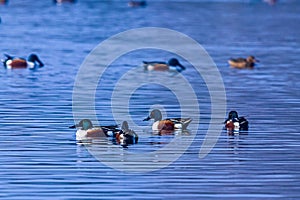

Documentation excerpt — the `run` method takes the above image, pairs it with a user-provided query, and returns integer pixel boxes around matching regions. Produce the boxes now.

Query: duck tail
[4,54,13,59]
[182,118,192,130]
[2,54,13,67]
[239,117,249,130]
[142,61,150,71]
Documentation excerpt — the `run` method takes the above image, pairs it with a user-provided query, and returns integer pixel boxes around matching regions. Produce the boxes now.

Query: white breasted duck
[114,121,138,146]
[143,109,192,134]
[143,58,186,72]
[69,119,119,141]
[3,53,44,69]
[224,111,249,131]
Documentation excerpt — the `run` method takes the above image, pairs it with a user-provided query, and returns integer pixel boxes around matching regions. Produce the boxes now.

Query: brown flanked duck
[228,56,259,69]
[143,109,192,135]
[3,53,44,69]
[69,119,119,141]
[143,58,186,72]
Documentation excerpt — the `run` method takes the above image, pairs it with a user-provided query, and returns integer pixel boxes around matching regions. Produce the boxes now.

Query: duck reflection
[147,129,191,146]
[226,129,248,136]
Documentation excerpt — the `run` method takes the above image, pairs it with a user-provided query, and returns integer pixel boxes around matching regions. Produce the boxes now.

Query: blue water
[0,0,300,199]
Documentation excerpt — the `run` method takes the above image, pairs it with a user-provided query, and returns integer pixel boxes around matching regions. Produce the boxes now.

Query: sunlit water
[0,0,299,199]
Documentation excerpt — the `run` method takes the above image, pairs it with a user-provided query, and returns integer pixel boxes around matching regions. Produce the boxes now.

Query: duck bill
[69,124,77,129]
[178,63,186,70]
[36,57,44,67]
[143,116,151,121]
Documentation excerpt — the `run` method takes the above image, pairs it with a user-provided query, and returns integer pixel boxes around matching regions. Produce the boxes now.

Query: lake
[0,0,299,199]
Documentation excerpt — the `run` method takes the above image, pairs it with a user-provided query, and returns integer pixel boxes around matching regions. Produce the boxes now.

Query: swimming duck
[3,53,44,69]
[228,56,259,69]
[69,119,119,141]
[128,0,146,7]
[143,109,192,134]
[143,58,186,72]
[224,111,249,131]
[115,121,138,145]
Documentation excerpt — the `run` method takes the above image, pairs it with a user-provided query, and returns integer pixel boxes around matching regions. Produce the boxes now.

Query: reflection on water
[76,128,195,173]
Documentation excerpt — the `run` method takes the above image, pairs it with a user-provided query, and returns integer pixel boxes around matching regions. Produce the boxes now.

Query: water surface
[0,0,299,199]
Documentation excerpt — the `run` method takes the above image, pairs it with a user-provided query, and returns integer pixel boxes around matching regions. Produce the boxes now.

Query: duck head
[143,109,162,122]
[228,111,239,120]
[247,56,259,64]
[121,121,129,132]
[69,119,93,130]
[28,54,44,67]
[168,58,186,70]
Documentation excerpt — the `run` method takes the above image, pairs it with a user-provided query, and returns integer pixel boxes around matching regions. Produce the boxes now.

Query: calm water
[0,0,300,199]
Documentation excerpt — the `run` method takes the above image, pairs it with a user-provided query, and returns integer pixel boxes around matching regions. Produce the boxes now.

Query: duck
[143,109,192,134]
[228,56,259,69]
[224,111,249,131]
[69,119,119,141]
[128,0,146,7]
[3,53,44,69]
[114,121,138,145]
[143,58,186,72]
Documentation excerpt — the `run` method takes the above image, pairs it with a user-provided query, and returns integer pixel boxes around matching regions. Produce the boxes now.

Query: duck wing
[167,118,192,130]
[238,117,249,130]
[229,58,247,63]
[143,61,167,65]
[167,118,189,123]
[100,125,120,132]
[3,54,14,60]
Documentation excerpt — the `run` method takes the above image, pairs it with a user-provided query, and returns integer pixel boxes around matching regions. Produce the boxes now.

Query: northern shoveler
[143,58,186,72]
[143,109,192,134]
[115,121,138,145]
[128,0,146,7]
[3,53,44,69]
[228,56,259,69]
[69,119,119,141]
[224,111,249,131]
